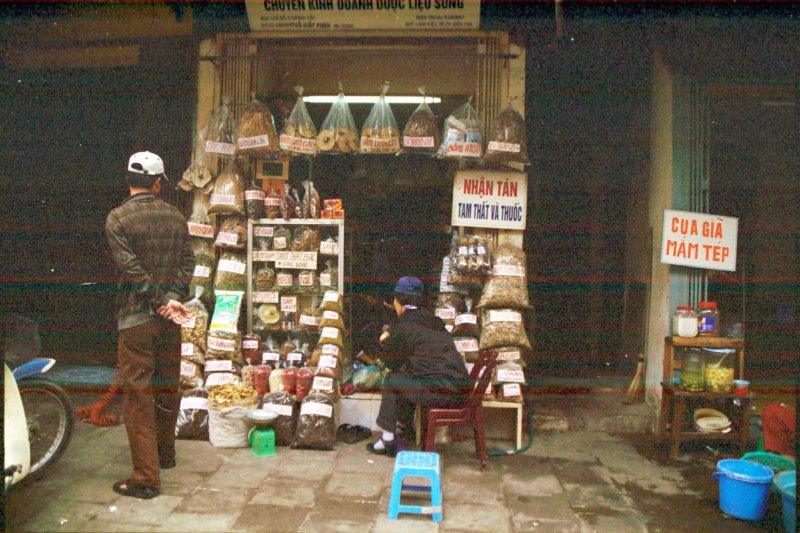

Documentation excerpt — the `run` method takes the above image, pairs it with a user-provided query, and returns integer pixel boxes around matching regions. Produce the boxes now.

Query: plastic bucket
[773,470,796,533]
[712,459,774,521]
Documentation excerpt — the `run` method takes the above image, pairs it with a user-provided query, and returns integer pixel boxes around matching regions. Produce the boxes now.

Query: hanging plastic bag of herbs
[319,260,338,292]
[402,86,439,154]
[236,93,279,157]
[279,184,302,220]
[265,189,282,219]
[360,82,401,154]
[477,241,530,309]
[279,86,318,156]
[214,216,247,251]
[189,246,216,308]
[298,297,321,334]
[317,84,359,154]
[208,159,245,216]
[181,124,214,192]
[244,180,266,220]
[301,180,321,219]
[438,96,483,159]
[214,252,247,292]
[484,101,529,165]
[182,286,210,356]
[203,96,236,169]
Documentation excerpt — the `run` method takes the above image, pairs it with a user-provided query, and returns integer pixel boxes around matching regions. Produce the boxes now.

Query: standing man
[367,276,470,457]
[105,151,195,499]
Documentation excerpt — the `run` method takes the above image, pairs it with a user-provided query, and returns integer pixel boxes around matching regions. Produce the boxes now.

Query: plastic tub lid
[717,459,775,484]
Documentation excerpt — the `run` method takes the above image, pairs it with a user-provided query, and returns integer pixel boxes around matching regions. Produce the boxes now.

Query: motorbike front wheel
[17,379,74,484]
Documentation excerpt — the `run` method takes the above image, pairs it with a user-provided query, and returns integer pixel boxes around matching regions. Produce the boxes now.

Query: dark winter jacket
[106,192,194,330]
[379,307,470,394]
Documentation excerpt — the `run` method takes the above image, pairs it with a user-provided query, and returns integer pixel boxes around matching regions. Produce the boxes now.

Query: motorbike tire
[17,379,74,485]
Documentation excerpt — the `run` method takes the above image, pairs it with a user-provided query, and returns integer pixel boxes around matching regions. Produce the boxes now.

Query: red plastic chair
[423,349,499,470]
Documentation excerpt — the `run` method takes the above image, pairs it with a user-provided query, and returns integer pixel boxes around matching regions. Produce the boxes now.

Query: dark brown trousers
[117,319,181,488]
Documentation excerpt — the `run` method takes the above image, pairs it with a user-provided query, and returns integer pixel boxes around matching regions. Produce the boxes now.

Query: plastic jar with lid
[673,306,698,337]
[697,301,720,337]
[679,348,705,391]
[703,348,735,392]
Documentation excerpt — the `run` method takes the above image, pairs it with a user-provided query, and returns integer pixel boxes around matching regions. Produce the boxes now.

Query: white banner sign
[246,0,480,32]
[660,209,738,272]
[451,170,527,230]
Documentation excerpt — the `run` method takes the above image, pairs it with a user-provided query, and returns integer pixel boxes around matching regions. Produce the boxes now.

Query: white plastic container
[673,306,698,337]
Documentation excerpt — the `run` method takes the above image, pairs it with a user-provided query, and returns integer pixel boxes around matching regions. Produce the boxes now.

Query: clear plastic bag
[360,82,400,154]
[438,97,483,159]
[452,298,479,337]
[317,84,359,154]
[352,363,385,391]
[261,391,297,446]
[279,86,318,156]
[214,252,247,292]
[301,180,321,219]
[319,310,344,330]
[434,292,464,329]
[203,96,237,167]
[291,392,336,450]
[175,388,209,440]
[256,303,281,331]
[273,227,292,251]
[280,185,301,221]
[292,226,320,252]
[295,367,314,402]
[189,254,215,309]
[245,181,266,221]
[265,190,282,219]
[181,125,214,191]
[493,361,525,403]
[180,359,204,389]
[319,291,344,313]
[453,336,480,363]
[319,260,338,292]
[297,270,319,295]
[253,225,273,250]
[318,326,344,349]
[484,102,529,164]
[214,216,247,251]
[206,330,242,364]
[402,86,439,153]
[308,343,341,368]
[479,308,531,351]
[253,265,276,292]
[449,234,491,286]
[208,160,245,216]
[477,242,530,309]
[182,287,210,353]
[236,93,279,157]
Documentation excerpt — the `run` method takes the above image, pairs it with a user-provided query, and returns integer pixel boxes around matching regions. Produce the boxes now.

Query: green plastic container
[741,451,796,474]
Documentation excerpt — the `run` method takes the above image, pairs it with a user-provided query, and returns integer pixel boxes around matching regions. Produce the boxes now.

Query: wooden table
[659,381,754,458]
[662,336,745,383]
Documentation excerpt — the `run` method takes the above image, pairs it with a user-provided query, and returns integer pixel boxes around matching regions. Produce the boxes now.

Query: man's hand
[157,300,192,325]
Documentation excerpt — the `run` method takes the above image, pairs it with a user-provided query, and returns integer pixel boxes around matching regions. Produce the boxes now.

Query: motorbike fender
[12,358,56,381]
[4,364,31,486]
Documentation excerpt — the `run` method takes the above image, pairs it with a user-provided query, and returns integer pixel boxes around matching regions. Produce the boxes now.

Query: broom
[624,354,645,404]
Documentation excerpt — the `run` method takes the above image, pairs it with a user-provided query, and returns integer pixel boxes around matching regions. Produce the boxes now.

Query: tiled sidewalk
[5,419,786,532]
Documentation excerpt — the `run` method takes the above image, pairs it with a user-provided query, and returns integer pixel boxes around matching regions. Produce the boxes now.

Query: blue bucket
[773,470,796,533]
[712,459,774,521]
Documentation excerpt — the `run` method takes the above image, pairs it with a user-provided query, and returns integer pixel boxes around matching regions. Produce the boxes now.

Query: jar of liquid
[679,348,705,392]
[697,301,720,337]
[673,306,698,337]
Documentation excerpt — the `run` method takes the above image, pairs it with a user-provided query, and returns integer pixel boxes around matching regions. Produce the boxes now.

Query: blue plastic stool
[388,451,442,523]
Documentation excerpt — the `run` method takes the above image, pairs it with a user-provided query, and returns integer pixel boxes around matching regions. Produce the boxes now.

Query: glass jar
[673,306,698,337]
[679,348,705,392]
[697,301,720,337]
[703,348,735,393]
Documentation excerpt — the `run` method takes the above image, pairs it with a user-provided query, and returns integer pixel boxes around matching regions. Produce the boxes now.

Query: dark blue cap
[394,276,424,296]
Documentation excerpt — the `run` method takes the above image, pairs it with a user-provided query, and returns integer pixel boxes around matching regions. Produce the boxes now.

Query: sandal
[366,438,397,457]
[112,479,159,500]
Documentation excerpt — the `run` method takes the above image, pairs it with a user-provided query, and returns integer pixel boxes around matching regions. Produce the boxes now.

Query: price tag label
[321,345,339,356]
[274,251,318,270]
[244,188,266,200]
[269,404,293,417]
[312,376,334,392]
[180,360,197,375]
[181,317,196,329]
[287,351,303,362]
[187,222,214,238]
[273,236,288,250]
[277,273,294,287]
[180,397,208,410]
[205,372,235,387]
[299,314,320,326]
[298,272,314,286]
[488,310,522,323]
[323,291,340,303]
[497,368,525,383]
[321,327,340,339]
[207,336,235,352]
[205,140,235,155]
[279,134,319,155]
[253,291,279,304]
[435,308,457,320]
[281,296,297,313]
[210,193,236,206]
[205,360,233,372]
[215,232,239,247]
[193,265,211,278]
[262,351,280,363]
[403,135,435,148]
[487,141,521,153]
[218,259,246,275]
[300,402,333,418]
[181,342,195,356]
[444,141,481,157]
[319,273,333,287]
[319,355,338,368]
[253,251,276,262]
[455,314,477,326]
[493,265,525,277]
[503,383,522,397]
[454,338,479,352]
[497,350,521,361]
[320,241,339,255]
[254,226,274,238]
[242,339,259,350]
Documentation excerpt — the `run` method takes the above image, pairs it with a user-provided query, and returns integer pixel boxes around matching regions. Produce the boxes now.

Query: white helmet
[128,151,168,182]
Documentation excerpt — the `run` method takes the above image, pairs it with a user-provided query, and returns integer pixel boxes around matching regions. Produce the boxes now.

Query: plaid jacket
[105,193,195,330]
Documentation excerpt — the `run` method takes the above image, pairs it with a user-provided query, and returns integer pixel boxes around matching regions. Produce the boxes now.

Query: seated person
[762,403,796,461]
[367,276,470,457]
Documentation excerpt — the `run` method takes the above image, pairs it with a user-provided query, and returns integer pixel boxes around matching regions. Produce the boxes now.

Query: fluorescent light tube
[303,95,441,104]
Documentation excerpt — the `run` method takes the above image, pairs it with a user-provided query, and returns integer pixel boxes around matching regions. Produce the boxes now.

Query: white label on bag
[322,311,340,321]
[323,291,340,303]
[299,314,320,326]
[274,236,288,250]
[181,342,195,356]
[435,308,457,320]
[320,241,339,255]
[218,259,246,275]
[319,355,338,368]
[210,193,236,206]
[445,324,454,333]
[253,251,275,262]
[321,345,339,356]
[503,383,522,397]
[320,273,332,286]
[180,397,208,410]
[489,310,522,323]
[205,140,236,155]
[445,141,482,157]
[281,296,297,312]
[215,232,239,246]
[238,135,270,150]
[287,351,303,362]
[193,265,211,278]
[497,350,521,361]
[277,273,293,286]
[187,222,214,238]
[455,314,477,326]
[269,404,293,417]
[181,360,197,374]
[205,372,235,387]
[280,134,319,155]
[207,336,236,352]
[205,359,233,372]
[455,338,479,352]
[321,327,340,339]
[312,376,334,392]
[301,402,333,418]
[493,265,525,277]
[262,351,280,363]
[403,135,435,148]
[265,197,281,207]
[242,340,259,350]
[181,317,196,329]
[299,272,313,286]
[245,188,266,201]
[253,291,279,304]
[360,136,400,153]
[488,141,521,153]
[497,368,525,383]
[254,226,274,238]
